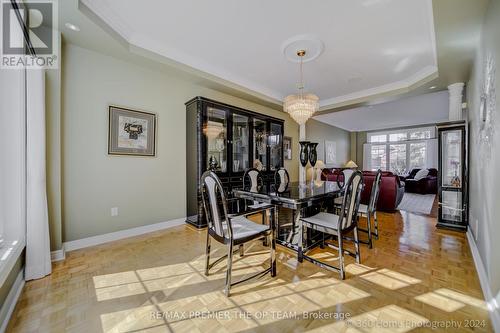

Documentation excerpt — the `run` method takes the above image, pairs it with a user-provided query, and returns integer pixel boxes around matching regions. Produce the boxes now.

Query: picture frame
[108,105,157,156]
[283,136,292,160]
[325,140,336,165]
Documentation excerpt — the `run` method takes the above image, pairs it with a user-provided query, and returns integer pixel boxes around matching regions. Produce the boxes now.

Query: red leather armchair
[400,168,438,194]
[321,169,405,211]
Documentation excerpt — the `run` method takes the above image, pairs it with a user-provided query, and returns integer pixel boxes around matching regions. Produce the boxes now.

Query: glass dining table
[233,180,344,251]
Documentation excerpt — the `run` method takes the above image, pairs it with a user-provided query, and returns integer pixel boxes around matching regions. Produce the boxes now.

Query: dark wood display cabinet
[436,120,468,231]
[185,97,284,228]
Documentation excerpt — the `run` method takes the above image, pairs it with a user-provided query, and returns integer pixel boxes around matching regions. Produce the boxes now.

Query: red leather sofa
[400,168,438,194]
[321,168,405,211]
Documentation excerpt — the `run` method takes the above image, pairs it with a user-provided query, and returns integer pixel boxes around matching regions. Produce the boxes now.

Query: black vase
[299,141,310,167]
[308,142,318,167]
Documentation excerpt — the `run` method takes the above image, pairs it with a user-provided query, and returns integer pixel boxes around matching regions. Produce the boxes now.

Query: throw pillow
[414,169,429,181]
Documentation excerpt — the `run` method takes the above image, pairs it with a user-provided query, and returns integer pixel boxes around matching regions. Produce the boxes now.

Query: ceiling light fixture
[429,85,437,89]
[65,23,80,31]
[283,50,319,125]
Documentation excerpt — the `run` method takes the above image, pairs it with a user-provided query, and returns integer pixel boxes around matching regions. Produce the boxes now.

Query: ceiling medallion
[283,49,320,125]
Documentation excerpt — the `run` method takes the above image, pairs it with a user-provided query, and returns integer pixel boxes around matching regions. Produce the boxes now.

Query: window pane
[410,142,426,169]
[389,132,407,142]
[410,130,431,140]
[370,134,386,143]
[371,145,387,171]
[389,144,407,174]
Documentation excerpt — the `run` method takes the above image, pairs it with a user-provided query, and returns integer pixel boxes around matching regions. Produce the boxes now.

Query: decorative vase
[299,141,310,167]
[308,142,318,167]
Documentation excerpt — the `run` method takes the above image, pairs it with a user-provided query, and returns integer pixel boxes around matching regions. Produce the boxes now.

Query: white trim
[63,218,186,252]
[0,240,25,288]
[467,230,500,332]
[0,268,24,333]
[50,247,65,262]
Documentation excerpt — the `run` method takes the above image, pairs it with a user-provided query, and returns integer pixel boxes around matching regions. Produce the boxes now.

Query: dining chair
[333,168,356,208]
[298,171,364,279]
[357,169,382,248]
[201,171,276,296]
[274,167,290,194]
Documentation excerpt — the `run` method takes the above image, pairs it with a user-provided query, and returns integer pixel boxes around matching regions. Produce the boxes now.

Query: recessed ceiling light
[65,23,80,32]
[429,86,437,89]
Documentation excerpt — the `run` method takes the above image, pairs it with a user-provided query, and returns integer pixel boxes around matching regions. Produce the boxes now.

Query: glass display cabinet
[436,120,468,230]
[185,97,284,228]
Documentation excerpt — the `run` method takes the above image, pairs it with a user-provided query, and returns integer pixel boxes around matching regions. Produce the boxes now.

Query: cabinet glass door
[441,190,463,222]
[441,130,462,188]
[269,122,283,171]
[232,113,249,172]
[205,107,227,172]
[253,119,267,171]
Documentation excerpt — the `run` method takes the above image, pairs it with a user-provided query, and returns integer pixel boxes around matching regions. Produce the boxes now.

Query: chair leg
[262,210,269,246]
[374,211,379,239]
[239,244,244,257]
[225,242,234,297]
[338,232,345,280]
[354,226,361,264]
[367,213,373,249]
[205,231,211,276]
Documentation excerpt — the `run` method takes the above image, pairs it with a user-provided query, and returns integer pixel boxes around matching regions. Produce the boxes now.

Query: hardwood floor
[7,210,491,332]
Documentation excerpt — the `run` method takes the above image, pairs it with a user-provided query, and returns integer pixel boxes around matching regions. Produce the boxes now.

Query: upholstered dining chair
[357,169,382,248]
[201,171,276,296]
[274,167,290,194]
[298,171,364,279]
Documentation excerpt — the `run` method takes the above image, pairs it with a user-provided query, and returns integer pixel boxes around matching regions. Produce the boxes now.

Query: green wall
[60,43,301,242]
[305,119,351,167]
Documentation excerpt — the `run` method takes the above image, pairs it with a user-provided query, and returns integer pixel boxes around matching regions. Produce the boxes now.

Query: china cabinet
[436,120,468,230]
[186,97,284,228]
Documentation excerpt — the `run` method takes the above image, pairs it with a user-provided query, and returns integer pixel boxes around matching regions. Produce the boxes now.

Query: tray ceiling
[81,0,437,109]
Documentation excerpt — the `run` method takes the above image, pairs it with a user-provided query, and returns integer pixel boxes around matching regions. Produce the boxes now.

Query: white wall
[467,0,500,327]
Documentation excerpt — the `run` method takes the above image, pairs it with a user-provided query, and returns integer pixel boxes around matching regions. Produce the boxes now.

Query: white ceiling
[81,0,438,109]
[314,90,449,131]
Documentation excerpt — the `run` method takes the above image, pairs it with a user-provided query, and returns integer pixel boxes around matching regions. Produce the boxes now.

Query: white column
[299,124,306,184]
[448,82,465,121]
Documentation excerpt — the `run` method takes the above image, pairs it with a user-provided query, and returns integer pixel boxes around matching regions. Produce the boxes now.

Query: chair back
[200,171,232,240]
[274,167,290,193]
[368,169,382,212]
[336,168,355,189]
[243,168,264,192]
[338,171,363,230]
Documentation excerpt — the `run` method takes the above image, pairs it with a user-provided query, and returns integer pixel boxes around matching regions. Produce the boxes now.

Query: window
[366,127,436,173]
[389,132,407,142]
[410,143,427,169]
[370,145,387,171]
[370,134,387,143]
[389,144,407,174]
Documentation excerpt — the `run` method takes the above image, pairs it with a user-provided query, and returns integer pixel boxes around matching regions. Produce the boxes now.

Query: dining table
[233,180,344,254]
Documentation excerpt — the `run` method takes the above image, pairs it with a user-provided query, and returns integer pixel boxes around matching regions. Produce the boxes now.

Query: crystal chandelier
[283,50,319,125]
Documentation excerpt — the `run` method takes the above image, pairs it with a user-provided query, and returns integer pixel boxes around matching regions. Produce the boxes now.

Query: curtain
[363,143,372,170]
[426,139,439,169]
[25,69,51,280]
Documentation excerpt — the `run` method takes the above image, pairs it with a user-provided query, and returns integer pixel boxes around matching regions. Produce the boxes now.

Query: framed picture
[283,136,292,160]
[325,140,336,165]
[108,106,156,156]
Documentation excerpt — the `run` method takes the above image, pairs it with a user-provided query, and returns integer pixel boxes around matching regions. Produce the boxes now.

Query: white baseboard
[0,268,25,333]
[467,230,500,332]
[50,247,65,262]
[63,217,186,252]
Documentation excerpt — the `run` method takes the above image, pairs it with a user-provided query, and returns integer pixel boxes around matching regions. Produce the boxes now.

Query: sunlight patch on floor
[360,268,421,290]
[415,288,487,312]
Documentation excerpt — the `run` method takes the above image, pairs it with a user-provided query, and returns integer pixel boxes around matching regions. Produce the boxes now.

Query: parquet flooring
[6,208,491,332]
